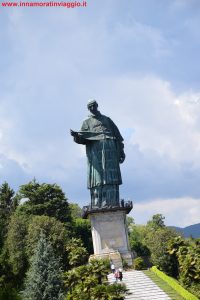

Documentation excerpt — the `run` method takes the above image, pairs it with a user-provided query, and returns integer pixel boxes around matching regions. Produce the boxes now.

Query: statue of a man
[70,100,125,209]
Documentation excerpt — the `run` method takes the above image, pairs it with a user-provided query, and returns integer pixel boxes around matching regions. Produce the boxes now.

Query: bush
[122,257,128,269]
[167,237,200,298]
[64,259,128,299]
[134,257,145,270]
[0,288,22,300]
[66,238,88,268]
[151,266,198,300]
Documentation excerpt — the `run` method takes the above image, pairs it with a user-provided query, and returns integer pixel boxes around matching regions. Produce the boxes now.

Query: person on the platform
[118,268,123,281]
[114,269,120,282]
[70,100,125,208]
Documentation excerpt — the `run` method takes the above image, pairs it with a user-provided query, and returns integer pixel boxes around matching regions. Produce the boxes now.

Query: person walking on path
[118,268,123,281]
[114,269,120,282]
[111,262,115,274]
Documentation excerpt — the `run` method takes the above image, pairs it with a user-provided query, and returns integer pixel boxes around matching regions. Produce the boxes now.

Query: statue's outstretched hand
[70,129,77,137]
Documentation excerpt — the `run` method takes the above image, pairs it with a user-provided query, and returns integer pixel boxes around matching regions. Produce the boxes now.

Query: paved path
[108,270,171,300]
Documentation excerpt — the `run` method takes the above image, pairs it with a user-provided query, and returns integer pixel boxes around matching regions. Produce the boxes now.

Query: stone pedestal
[89,209,133,266]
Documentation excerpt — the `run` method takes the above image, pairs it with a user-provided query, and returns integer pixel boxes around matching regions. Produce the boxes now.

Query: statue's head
[87,99,98,113]
[87,99,98,108]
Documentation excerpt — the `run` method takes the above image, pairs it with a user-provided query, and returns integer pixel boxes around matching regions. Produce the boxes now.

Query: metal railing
[82,199,133,218]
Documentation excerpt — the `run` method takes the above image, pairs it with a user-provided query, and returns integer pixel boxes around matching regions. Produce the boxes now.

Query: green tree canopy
[5,213,28,279]
[0,182,15,249]
[26,215,70,268]
[128,214,179,269]
[22,232,64,300]
[73,218,93,254]
[129,224,150,258]
[144,227,178,270]
[0,182,15,212]
[147,214,166,230]
[3,211,70,287]
[167,237,200,298]
[66,238,88,268]
[69,203,82,219]
[64,259,128,300]
[15,180,72,224]
[126,216,135,230]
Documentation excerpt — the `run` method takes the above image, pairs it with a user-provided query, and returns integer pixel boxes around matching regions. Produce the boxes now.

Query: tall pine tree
[0,182,15,249]
[22,232,64,300]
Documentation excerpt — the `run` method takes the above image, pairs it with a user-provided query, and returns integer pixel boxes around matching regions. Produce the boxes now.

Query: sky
[0,0,200,227]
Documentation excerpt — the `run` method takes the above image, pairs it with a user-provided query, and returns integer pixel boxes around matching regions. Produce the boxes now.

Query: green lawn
[143,270,185,300]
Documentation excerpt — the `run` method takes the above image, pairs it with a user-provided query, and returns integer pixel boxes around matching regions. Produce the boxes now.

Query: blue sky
[0,0,200,227]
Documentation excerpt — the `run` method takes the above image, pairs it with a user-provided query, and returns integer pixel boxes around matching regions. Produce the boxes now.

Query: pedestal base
[89,209,133,266]
[89,250,123,268]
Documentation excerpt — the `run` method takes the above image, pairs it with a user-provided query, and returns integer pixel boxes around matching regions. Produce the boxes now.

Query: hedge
[151,266,198,300]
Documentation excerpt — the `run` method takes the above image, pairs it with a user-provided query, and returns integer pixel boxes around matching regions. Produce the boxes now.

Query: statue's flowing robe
[74,112,124,208]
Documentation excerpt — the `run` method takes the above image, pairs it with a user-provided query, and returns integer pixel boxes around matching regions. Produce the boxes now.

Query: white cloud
[0,1,200,228]
[132,197,200,227]
[1,73,200,205]
[92,76,200,165]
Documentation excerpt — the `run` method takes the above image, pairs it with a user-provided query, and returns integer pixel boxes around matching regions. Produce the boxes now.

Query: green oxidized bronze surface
[70,100,125,209]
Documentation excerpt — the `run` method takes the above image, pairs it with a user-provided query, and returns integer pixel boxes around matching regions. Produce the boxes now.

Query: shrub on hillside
[134,257,145,270]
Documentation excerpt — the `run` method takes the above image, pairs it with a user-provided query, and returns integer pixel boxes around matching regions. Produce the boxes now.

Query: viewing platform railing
[82,199,133,219]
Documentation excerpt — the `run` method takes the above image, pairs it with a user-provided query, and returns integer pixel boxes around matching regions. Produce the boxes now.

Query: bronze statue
[70,100,125,209]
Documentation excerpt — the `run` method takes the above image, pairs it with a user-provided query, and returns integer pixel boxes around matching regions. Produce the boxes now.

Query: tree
[88,259,110,285]
[15,179,72,224]
[26,215,70,269]
[69,203,82,219]
[129,224,150,258]
[73,218,93,254]
[167,237,200,298]
[22,232,64,300]
[128,214,179,270]
[1,205,71,290]
[66,238,88,268]
[147,214,166,230]
[167,235,186,277]
[0,182,15,249]
[144,226,178,271]
[0,183,19,291]
[64,259,128,300]
[69,203,93,254]
[0,287,22,300]
[134,257,145,270]
[64,264,97,300]
[178,239,200,298]
[0,182,15,213]
[4,213,29,284]
[126,216,135,229]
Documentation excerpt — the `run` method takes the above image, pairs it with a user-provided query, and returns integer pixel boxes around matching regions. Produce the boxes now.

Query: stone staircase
[108,270,172,300]
[90,250,123,268]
